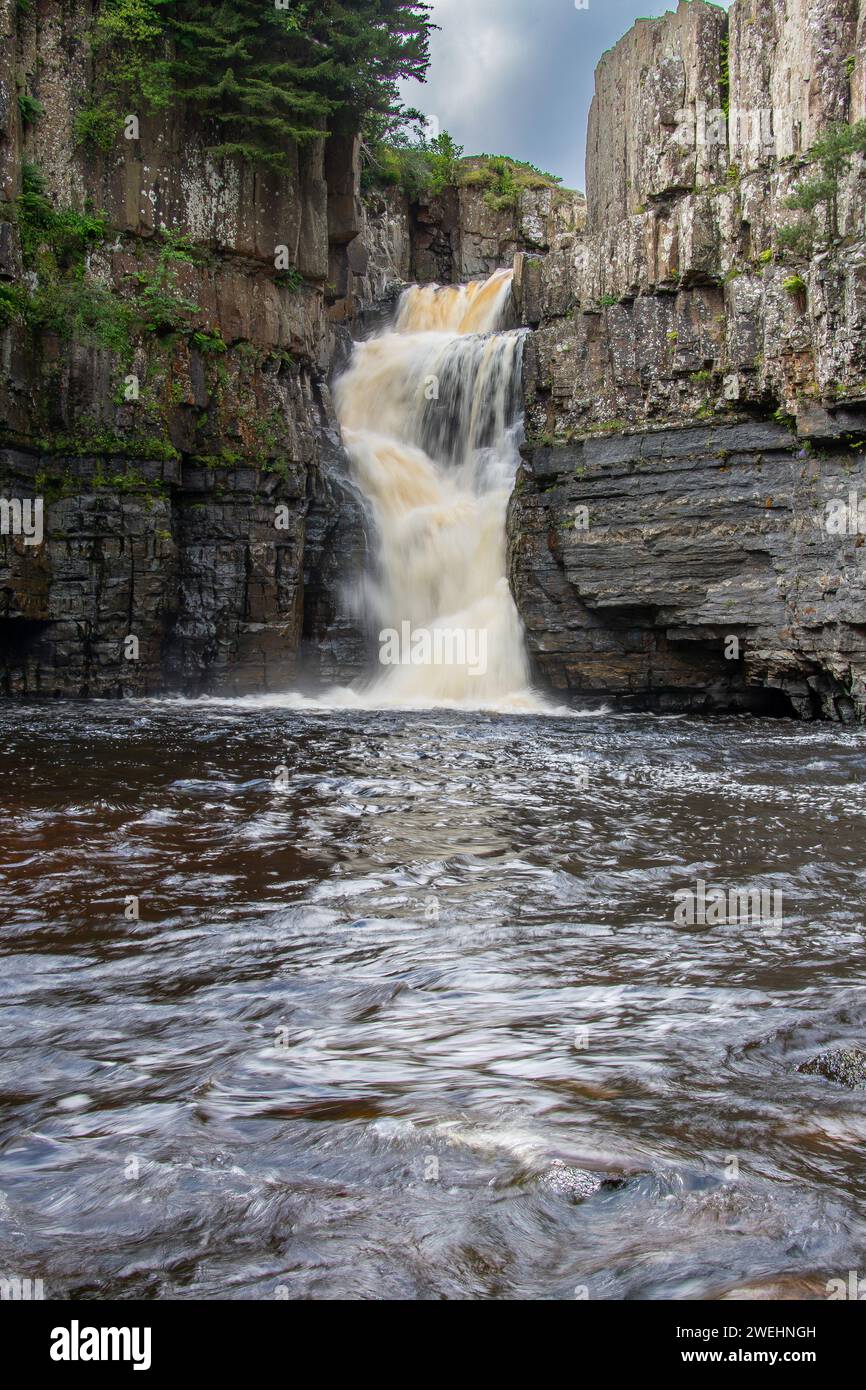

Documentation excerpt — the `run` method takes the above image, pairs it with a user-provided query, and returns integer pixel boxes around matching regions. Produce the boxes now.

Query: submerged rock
[798,1048,866,1090]
[537,1160,621,1202]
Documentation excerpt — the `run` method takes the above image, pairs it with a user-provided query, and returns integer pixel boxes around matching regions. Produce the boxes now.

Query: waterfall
[335,267,539,709]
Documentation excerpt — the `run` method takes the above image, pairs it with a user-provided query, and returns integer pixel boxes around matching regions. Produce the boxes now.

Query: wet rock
[537,1160,621,1202]
[300,416,373,684]
[508,420,866,719]
[798,1048,866,1090]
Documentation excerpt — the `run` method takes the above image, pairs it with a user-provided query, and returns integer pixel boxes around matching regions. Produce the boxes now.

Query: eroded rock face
[587,0,863,227]
[508,0,866,718]
[350,188,413,316]
[0,327,369,699]
[0,0,373,696]
[354,181,585,298]
[515,0,866,434]
[730,0,862,170]
[586,1,728,232]
[508,421,866,720]
[0,376,368,698]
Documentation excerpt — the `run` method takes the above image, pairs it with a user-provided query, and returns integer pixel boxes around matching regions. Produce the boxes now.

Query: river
[1,699,865,1299]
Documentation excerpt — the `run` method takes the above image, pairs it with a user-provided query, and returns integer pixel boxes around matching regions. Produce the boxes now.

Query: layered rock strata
[508,0,866,718]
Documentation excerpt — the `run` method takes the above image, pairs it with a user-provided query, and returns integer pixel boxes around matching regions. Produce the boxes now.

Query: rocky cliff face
[508,0,866,720]
[509,421,866,720]
[411,181,584,286]
[342,178,584,330]
[0,0,376,696]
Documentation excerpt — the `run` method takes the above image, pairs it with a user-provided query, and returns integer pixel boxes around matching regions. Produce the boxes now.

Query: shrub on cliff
[363,140,433,199]
[360,116,460,198]
[131,230,200,337]
[12,170,204,353]
[780,119,866,252]
[17,164,108,267]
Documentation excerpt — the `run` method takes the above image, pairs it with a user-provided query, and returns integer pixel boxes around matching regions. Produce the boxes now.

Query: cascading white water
[335,267,539,709]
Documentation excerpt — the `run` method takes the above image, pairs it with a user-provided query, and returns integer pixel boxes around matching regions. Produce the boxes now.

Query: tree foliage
[782,119,866,249]
[93,0,435,168]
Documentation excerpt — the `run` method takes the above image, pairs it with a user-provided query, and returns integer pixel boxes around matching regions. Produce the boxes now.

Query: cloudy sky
[399,0,732,191]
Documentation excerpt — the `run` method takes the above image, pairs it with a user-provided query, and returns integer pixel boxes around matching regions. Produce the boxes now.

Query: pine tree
[167,1,335,162]
[93,0,435,170]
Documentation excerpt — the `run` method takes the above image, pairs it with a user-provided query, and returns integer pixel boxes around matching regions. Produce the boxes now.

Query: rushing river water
[1,699,865,1300]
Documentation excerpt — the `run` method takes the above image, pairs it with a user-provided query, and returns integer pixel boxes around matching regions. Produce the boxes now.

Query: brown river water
[1,699,864,1300]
